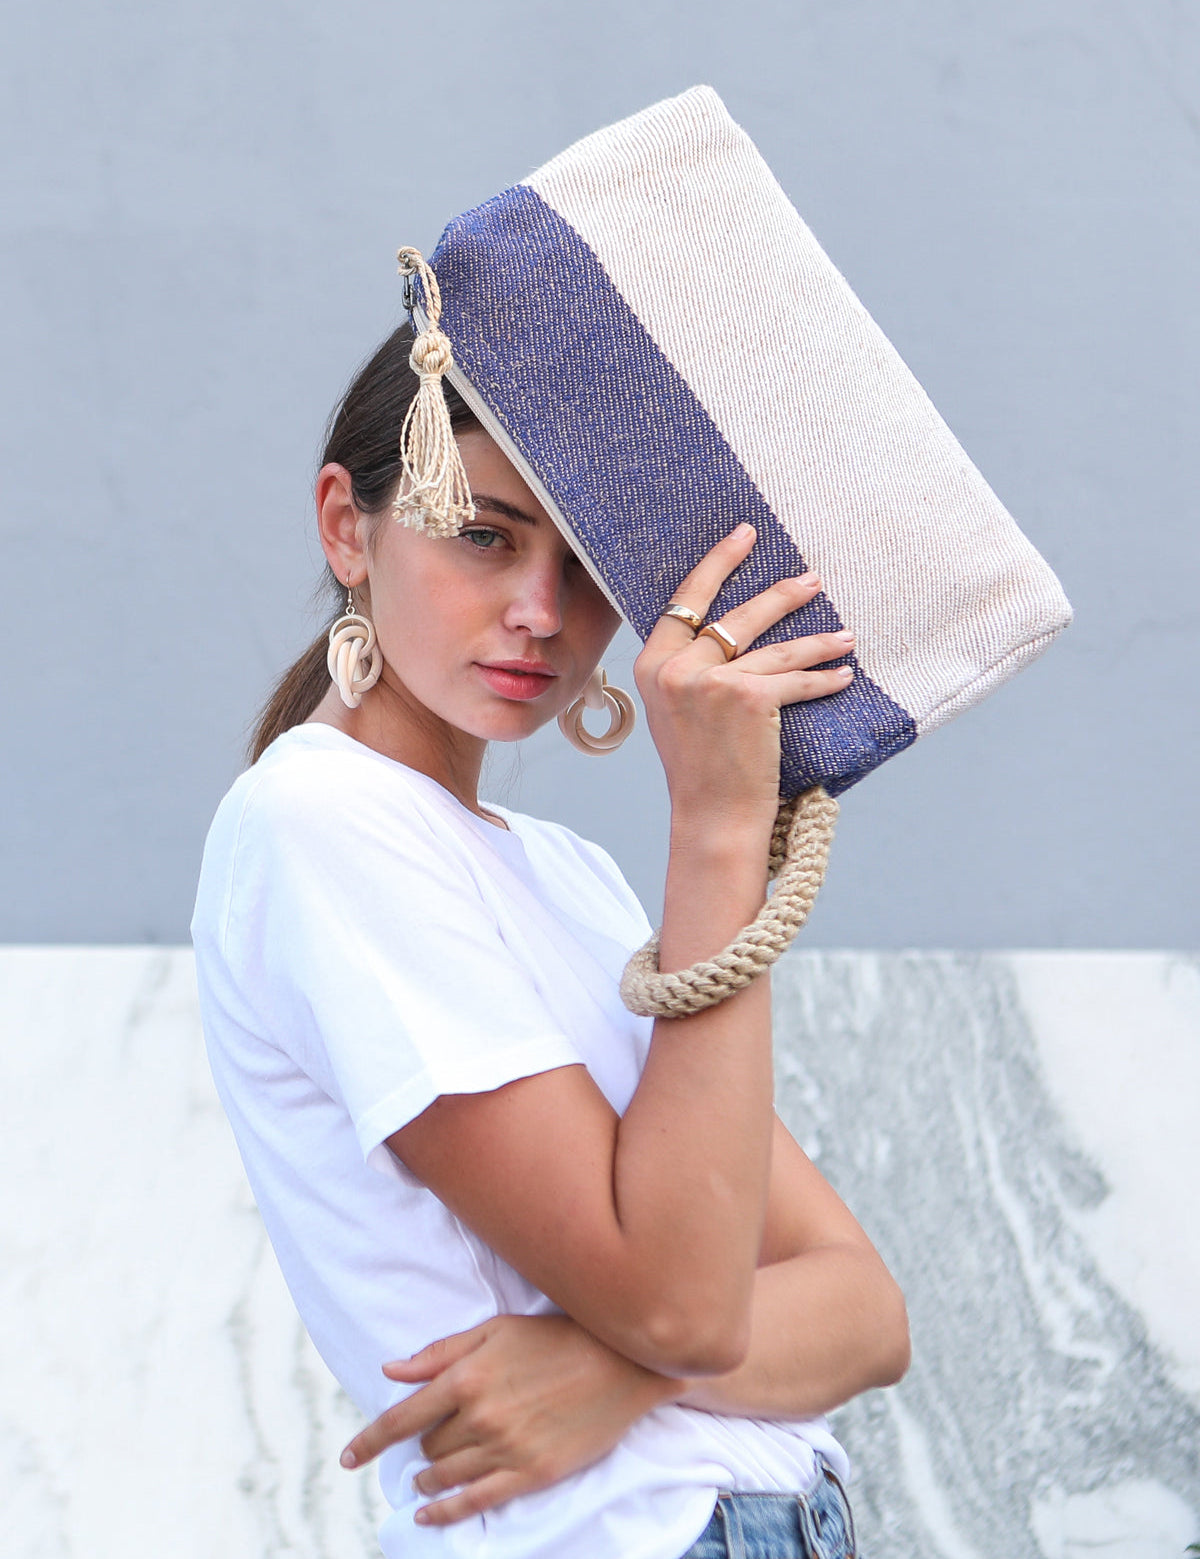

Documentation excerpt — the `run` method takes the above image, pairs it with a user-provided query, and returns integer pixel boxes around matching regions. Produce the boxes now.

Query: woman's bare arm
[390,530,853,1378]
[678,1117,910,1418]
[343,1118,908,1524]
[389,842,776,1378]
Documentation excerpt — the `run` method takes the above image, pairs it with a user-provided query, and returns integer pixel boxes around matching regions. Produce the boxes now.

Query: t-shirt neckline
[282,721,523,845]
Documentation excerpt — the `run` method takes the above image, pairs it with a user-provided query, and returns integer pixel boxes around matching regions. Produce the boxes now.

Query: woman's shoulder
[199,724,473,893]
[193,724,491,956]
[215,723,456,830]
[196,724,647,937]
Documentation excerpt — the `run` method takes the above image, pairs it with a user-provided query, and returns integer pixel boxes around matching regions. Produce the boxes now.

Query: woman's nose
[504,559,565,638]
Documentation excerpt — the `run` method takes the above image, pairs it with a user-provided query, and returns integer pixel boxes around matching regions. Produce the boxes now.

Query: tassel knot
[410,330,454,378]
[393,247,476,538]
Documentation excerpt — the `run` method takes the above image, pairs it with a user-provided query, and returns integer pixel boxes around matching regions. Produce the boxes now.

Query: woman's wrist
[668,787,778,841]
[665,808,774,896]
[625,1360,692,1418]
[668,809,773,855]
[659,812,773,970]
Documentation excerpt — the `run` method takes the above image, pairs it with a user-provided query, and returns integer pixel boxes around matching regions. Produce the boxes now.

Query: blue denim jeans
[679,1461,858,1559]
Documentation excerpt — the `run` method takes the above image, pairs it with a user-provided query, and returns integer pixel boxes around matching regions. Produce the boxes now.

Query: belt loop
[795,1485,823,1557]
[717,1491,746,1559]
[820,1461,858,1559]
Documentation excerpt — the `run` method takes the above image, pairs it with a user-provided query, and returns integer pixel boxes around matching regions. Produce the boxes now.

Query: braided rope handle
[619,786,839,1018]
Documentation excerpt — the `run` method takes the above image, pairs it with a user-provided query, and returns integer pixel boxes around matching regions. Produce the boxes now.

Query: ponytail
[247,323,479,763]
[249,632,331,765]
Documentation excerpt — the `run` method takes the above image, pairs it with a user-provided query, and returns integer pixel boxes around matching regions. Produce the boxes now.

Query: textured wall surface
[2,0,1198,946]
[2,947,1195,1559]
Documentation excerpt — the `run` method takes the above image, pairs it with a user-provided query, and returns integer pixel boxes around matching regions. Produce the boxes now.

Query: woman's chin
[464,701,559,745]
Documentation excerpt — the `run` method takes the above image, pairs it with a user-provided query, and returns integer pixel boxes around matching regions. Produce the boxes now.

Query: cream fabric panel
[526,87,1070,732]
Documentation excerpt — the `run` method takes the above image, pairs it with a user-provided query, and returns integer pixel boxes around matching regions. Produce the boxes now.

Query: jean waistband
[680,1460,858,1559]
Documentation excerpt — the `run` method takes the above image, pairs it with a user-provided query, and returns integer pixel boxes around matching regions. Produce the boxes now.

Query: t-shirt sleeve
[219,755,585,1168]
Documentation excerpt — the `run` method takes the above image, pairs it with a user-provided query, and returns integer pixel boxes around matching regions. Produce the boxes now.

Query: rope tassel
[393,247,476,538]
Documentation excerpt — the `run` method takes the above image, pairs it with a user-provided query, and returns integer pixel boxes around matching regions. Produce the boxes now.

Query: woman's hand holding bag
[634,524,854,839]
[621,524,848,1011]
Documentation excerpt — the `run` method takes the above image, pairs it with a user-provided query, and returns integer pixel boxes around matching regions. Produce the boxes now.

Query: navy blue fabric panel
[429,184,916,796]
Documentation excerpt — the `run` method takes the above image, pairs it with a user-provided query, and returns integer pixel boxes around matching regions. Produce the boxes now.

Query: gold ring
[659,602,705,635]
[697,622,739,661]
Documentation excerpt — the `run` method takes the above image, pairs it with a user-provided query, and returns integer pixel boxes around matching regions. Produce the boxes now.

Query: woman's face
[363,429,621,745]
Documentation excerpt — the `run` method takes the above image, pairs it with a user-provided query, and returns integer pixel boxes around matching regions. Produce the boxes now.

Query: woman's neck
[306,683,495,823]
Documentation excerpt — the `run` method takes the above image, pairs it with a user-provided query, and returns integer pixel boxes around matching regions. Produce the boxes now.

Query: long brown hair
[248,324,479,763]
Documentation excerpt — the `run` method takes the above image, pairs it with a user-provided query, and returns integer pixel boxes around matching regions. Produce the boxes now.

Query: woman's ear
[316,463,368,586]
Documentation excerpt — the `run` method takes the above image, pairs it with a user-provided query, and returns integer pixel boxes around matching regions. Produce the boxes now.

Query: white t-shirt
[191,723,847,1559]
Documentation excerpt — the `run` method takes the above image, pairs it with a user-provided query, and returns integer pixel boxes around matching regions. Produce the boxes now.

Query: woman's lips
[475,663,558,701]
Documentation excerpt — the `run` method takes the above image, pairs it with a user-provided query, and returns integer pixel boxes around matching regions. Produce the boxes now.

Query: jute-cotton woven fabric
[417,85,1072,798]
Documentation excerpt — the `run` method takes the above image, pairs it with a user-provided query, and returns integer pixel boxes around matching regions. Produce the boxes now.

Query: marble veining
[0,948,1196,1559]
[771,953,1200,1559]
[0,948,387,1559]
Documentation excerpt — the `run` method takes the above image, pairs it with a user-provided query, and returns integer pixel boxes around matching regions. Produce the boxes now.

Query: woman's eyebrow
[472,494,540,527]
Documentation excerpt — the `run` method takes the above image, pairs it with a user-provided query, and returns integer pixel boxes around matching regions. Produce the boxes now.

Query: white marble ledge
[0,947,1196,1559]
[0,948,386,1559]
[769,952,1200,1559]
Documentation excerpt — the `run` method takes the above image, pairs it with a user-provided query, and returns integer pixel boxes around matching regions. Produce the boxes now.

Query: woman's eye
[462,527,505,551]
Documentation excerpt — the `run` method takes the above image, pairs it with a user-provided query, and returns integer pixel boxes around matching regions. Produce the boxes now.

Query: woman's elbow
[636,1302,752,1378]
[871,1278,912,1387]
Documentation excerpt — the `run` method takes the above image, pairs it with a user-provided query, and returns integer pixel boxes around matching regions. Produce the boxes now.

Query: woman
[192,322,910,1559]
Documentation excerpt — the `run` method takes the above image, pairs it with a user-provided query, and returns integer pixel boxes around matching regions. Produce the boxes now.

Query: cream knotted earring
[327,580,383,709]
[557,669,636,755]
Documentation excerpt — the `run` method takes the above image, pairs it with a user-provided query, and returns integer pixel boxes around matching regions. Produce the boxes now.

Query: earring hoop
[327,579,383,709]
[558,670,636,755]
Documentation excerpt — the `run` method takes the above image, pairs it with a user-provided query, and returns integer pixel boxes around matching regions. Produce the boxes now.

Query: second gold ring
[696,622,740,661]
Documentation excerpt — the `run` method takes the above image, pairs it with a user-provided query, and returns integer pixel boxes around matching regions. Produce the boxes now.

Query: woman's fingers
[414,1468,528,1528]
[644,523,759,646]
[733,630,856,675]
[340,1373,458,1469]
[694,574,826,661]
[760,661,855,704]
[349,1314,672,1528]
[724,632,856,706]
[382,1325,487,1382]
[413,1443,493,1498]
[343,1324,497,1466]
[645,519,833,661]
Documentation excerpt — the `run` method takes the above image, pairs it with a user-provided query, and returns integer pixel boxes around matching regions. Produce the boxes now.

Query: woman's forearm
[610,809,778,1373]
[344,1249,908,1519]
[343,1248,908,1520]
[677,1244,911,1420]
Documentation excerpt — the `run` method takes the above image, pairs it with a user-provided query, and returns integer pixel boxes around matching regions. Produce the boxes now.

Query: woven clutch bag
[394,87,1072,1013]
[409,84,1071,801]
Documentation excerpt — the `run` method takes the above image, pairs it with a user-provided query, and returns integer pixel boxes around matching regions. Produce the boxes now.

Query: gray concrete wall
[3,0,1196,945]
